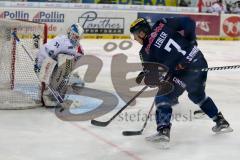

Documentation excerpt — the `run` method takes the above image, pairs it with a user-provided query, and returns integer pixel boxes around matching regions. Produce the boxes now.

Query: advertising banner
[138,12,221,37]
[0,9,31,20]
[0,1,198,13]
[78,11,125,35]
[0,8,66,37]
[95,0,166,5]
[220,14,240,38]
[0,7,137,39]
[183,14,220,36]
[75,10,137,39]
[0,5,239,40]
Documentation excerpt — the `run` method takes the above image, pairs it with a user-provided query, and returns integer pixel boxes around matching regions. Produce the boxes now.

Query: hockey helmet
[67,23,84,46]
[130,18,151,35]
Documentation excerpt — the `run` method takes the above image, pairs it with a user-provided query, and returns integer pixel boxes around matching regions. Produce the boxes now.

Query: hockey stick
[91,85,148,127]
[12,31,65,105]
[191,65,240,72]
[122,100,155,136]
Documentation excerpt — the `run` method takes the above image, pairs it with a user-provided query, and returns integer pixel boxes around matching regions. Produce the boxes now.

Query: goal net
[0,19,48,109]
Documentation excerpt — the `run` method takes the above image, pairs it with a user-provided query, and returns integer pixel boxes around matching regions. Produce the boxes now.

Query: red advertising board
[222,16,240,37]
[183,14,220,36]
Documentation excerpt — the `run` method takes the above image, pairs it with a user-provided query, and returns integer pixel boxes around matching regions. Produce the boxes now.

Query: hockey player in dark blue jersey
[130,17,233,146]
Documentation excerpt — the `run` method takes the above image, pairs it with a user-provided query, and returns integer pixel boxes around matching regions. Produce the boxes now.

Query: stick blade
[122,131,142,136]
[91,120,110,127]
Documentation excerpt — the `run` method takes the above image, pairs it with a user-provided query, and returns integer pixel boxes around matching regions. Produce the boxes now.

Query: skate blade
[145,136,170,149]
[157,141,170,150]
[214,127,233,134]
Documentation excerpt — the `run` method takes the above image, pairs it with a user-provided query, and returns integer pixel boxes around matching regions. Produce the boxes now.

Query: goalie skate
[42,88,58,107]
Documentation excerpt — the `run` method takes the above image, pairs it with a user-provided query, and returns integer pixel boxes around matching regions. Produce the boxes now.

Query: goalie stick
[122,101,155,136]
[91,85,148,127]
[12,31,65,106]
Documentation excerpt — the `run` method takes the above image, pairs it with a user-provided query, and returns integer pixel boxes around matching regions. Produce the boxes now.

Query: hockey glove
[144,70,165,88]
[141,63,169,87]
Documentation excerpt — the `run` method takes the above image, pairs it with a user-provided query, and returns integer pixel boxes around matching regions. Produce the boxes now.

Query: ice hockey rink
[0,39,240,160]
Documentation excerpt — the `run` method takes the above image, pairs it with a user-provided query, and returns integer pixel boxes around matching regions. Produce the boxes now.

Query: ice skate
[145,126,170,149]
[212,112,233,134]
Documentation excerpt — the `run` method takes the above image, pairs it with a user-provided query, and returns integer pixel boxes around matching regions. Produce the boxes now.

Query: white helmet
[67,23,84,46]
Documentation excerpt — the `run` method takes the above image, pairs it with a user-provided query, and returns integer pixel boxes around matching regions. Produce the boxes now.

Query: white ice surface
[0,40,240,160]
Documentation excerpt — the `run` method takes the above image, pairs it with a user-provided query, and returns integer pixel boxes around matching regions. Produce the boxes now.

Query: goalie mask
[67,23,84,47]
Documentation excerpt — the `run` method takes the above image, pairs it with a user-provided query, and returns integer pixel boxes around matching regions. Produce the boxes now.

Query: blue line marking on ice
[65,94,103,114]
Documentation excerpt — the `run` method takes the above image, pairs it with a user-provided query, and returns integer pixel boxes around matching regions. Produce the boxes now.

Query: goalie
[34,23,85,107]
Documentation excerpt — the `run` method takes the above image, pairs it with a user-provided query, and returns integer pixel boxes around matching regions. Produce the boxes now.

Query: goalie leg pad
[57,54,74,67]
[50,54,74,98]
[39,57,57,85]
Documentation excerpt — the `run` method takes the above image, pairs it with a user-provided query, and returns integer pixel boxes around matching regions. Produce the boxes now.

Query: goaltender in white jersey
[35,23,85,107]
[36,35,83,66]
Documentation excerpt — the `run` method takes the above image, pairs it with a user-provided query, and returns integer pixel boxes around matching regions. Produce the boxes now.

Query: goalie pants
[155,53,219,130]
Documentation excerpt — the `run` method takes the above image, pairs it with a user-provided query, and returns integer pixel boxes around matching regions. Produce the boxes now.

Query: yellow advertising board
[95,0,177,6]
